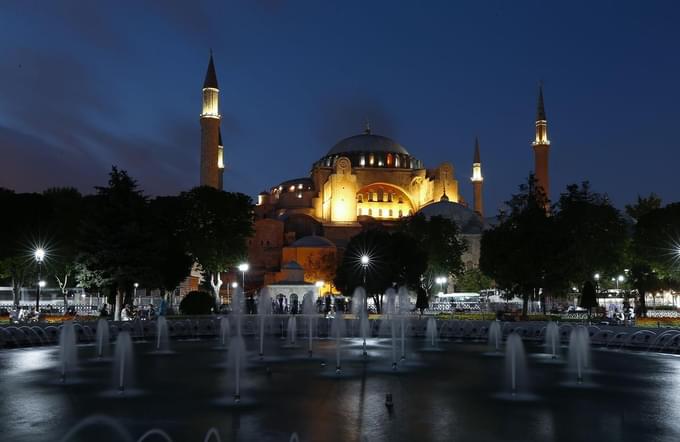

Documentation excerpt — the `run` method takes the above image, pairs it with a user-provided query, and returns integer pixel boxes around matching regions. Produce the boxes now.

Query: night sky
[1,0,678,214]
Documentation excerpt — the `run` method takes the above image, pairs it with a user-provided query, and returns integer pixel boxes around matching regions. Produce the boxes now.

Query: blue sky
[1,0,678,213]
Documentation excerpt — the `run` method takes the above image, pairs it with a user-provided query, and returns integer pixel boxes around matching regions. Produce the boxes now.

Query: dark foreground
[1,335,679,442]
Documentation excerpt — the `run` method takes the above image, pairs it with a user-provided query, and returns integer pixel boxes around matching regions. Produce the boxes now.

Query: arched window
[386,153,393,167]
[378,209,383,217]
[389,209,393,217]
[357,194,363,203]
[360,155,366,167]
[398,210,403,217]
[368,208,373,216]
[395,155,401,168]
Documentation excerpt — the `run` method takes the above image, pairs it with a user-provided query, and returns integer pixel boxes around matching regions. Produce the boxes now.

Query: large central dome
[327,133,409,156]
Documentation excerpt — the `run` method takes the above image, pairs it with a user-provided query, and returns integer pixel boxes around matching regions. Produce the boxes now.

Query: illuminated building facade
[199,57,550,292]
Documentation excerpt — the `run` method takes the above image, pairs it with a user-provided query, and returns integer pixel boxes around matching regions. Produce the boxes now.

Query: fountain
[155,317,170,352]
[352,287,369,356]
[568,326,591,383]
[59,320,77,381]
[227,335,246,403]
[545,322,559,358]
[504,333,527,396]
[331,312,346,373]
[390,314,398,370]
[425,317,438,348]
[258,288,272,358]
[231,287,245,337]
[286,316,297,345]
[114,331,134,393]
[488,320,502,352]
[219,317,230,347]
[302,291,316,356]
[95,318,110,358]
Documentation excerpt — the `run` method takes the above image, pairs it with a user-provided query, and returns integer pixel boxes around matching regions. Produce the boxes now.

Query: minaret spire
[200,52,222,189]
[471,136,484,216]
[532,83,550,206]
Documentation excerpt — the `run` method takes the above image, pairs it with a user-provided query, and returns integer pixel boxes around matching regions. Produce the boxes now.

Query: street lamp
[34,248,46,311]
[435,276,447,294]
[133,282,139,306]
[238,263,249,292]
[360,255,369,285]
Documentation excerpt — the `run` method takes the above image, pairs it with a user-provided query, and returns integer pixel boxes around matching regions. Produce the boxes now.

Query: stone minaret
[200,53,222,189]
[217,129,224,190]
[532,84,550,202]
[470,137,484,216]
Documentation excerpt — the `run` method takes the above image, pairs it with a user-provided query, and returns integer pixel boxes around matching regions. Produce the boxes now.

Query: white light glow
[238,263,249,272]
[34,248,45,262]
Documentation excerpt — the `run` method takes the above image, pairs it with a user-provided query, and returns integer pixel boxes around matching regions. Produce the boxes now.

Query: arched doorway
[290,293,299,314]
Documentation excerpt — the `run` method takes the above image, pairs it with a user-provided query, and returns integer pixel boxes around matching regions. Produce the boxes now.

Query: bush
[179,291,216,315]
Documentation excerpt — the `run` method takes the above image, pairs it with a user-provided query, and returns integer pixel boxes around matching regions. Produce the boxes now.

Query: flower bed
[636,317,680,328]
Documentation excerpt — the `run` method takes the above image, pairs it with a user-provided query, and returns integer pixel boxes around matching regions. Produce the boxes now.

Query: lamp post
[133,282,139,306]
[34,248,45,312]
[435,276,447,294]
[238,263,249,293]
[360,255,369,285]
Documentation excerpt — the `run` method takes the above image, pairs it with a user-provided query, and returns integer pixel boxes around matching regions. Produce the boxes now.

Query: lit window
[357,195,363,203]
[373,192,378,201]
[395,156,400,168]
[398,210,403,217]
[368,208,372,216]
[389,209,393,217]
[379,209,383,217]
[297,193,302,199]
[369,154,374,165]
[298,184,303,189]
[290,185,295,192]
[378,160,383,166]
[360,156,365,166]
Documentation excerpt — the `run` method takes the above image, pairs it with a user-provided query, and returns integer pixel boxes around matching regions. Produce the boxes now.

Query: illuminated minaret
[470,137,483,216]
[532,84,550,202]
[217,129,224,190]
[200,52,222,189]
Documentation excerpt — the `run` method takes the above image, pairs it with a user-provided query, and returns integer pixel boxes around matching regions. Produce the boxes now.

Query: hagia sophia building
[197,54,551,298]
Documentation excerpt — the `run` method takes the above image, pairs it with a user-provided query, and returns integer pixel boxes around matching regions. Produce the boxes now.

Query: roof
[536,84,546,121]
[417,201,487,234]
[203,54,219,89]
[326,133,409,156]
[282,261,303,270]
[290,235,336,248]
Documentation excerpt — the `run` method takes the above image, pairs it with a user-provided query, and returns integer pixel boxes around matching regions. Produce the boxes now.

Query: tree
[579,280,598,320]
[179,291,216,315]
[553,182,628,288]
[334,227,426,312]
[399,213,467,294]
[456,268,494,293]
[625,193,662,222]
[78,167,153,320]
[0,189,46,307]
[145,196,193,298]
[180,186,253,303]
[42,187,83,307]
[480,175,556,316]
[630,202,680,316]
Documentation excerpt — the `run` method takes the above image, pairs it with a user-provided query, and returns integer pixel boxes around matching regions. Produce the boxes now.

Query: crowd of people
[99,300,168,321]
